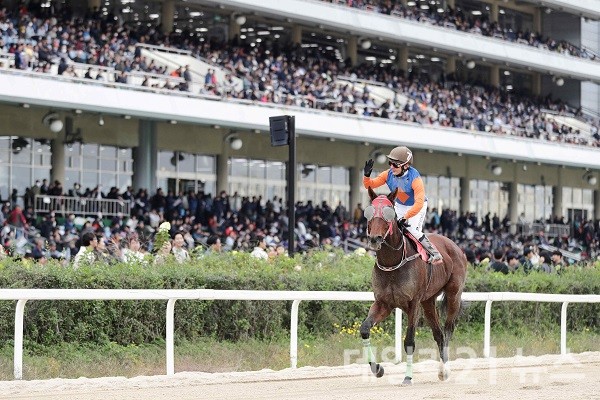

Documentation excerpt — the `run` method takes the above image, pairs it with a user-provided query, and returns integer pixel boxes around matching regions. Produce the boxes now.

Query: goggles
[364,204,396,222]
[389,160,409,169]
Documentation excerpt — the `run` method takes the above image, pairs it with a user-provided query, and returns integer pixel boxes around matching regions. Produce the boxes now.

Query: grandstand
[0,0,599,231]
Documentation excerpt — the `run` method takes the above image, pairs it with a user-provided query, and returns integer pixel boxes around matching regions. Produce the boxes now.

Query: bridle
[365,195,420,272]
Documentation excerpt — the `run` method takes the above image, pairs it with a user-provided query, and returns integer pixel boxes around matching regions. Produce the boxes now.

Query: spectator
[171,232,190,263]
[488,248,509,274]
[73,231,97,268]
[250,238,269,260]
[551,249,566,273]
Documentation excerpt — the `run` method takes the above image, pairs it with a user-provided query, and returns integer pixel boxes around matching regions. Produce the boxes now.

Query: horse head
[365,187,398,251]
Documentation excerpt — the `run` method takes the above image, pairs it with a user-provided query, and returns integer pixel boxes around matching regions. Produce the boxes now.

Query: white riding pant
[394,200,427,239]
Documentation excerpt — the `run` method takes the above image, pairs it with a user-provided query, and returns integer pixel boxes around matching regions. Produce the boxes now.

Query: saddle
[400,228,431,264]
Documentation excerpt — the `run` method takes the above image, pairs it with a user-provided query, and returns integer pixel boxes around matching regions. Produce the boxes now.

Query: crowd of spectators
[1,2,599,148]
[1,180,599,273]
[325,0,599,62]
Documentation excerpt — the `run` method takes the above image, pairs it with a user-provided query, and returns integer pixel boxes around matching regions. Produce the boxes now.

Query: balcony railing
[34,195,131,218]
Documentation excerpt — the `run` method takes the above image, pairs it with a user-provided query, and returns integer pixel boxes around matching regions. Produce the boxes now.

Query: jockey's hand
[398,218,409,227]
[363,159,374,177]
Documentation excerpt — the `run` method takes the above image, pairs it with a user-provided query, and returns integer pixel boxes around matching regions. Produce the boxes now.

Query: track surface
[0,352,598,400]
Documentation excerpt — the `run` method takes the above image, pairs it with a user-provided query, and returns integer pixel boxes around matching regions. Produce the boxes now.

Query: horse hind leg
[360,301,391,378]
[442,290,464,351]
[422,298,449,381]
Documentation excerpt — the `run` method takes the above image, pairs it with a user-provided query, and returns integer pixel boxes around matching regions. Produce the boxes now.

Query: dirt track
[0,352,598,400]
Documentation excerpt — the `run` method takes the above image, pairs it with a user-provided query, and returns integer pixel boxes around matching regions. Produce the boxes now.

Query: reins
[375,231,421,272]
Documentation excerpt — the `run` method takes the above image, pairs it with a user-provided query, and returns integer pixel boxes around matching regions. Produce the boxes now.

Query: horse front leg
[402,302,420,385]
[360,301,391,378]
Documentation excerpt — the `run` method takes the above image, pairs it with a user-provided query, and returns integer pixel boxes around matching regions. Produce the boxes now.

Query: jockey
[363,146,443,265]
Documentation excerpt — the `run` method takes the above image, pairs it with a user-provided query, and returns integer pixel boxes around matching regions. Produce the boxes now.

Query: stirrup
[429,255,444,265]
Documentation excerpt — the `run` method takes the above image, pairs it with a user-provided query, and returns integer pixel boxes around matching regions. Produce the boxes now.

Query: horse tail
[438,293,467,320]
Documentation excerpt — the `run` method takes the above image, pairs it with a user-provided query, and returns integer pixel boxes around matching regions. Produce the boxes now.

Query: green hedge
[0,251,598,347]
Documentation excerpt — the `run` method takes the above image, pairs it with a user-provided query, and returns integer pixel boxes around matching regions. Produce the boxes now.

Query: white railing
[0,289,598,380]
[34,194,131,218]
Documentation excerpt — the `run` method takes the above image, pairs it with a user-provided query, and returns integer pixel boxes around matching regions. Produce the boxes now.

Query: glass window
[177,152,195,172]
[98,146,116,158]
[300,164,316,182]
[100,173,117,188]
[100,159,117,171]
[317,166,332,184]
[158,151,176,172]
[249,159,266,179]
[11,166,31,196]
[331,167,348,185]
[0,165,9,199]
[82,171,97,190]
[196,155,215,173]
[230,158,247,176]
[65,170,81,188]
[267,161,285,180]
[11,147,31,165]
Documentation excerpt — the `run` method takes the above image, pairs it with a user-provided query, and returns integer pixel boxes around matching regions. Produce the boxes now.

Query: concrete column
[347,36,357,67]
[533,8,542,34]
[445,56,456,79]
[459,177,470,214]
[594,189,600,220]
[133,120,157,192]
[397,46,408,76]
[490,65,500,88]
[161,0,175,35]
[350,166,363,214]
[446,0,455,9]
[552,168,563,219]
[50,136,65,189]
[490,3,499,23]
[508,182,519,234]
[228,15,241,42]
[399,0,407,6]
[88,0,101,11]
[216,148,229,195]
[531,72,541,96]
[291,25,302,45]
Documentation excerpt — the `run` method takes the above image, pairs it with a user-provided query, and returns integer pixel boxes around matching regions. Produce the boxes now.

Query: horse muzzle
[367,235,383,250]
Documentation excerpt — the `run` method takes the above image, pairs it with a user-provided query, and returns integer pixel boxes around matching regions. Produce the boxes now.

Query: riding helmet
[387,146,413,164]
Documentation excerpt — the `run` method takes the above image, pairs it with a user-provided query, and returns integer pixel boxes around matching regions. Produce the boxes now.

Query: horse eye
[382,207,396,222]
[364,206,375,220]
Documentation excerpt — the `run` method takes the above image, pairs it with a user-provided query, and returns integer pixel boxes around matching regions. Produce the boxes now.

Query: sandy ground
[0,352,598,400]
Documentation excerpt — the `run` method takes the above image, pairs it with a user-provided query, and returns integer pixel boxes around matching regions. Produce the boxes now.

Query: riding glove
[364,159,374,177]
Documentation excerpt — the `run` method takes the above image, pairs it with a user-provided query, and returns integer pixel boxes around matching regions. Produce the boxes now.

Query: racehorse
[360,187,468,385]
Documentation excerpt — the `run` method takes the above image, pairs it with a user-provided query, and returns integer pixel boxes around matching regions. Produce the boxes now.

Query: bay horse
[360,187,467,385]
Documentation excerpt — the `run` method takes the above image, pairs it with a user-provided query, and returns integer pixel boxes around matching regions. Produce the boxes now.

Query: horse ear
[388,188,398,203]
[368,187,377,201]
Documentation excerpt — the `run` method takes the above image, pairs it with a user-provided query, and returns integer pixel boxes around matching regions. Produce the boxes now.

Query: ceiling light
[466,60,476,69]
[225,134,243,150]
[42,112,64,133]
[235,15,246,25]
[489,163,502,176]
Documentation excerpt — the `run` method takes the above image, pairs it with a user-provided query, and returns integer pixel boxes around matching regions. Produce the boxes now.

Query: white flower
[159,221,171,231]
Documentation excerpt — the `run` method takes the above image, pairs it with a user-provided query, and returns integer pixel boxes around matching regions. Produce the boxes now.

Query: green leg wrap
[362,339,375,363]
[405,354,413,378]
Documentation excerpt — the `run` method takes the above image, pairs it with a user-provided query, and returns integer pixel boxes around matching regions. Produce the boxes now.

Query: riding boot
[419,234,444,266]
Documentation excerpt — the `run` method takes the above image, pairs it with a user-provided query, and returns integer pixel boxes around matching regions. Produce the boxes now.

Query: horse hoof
[438,366,450,381]
[370,362,384,378]
[402,377,412,386]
